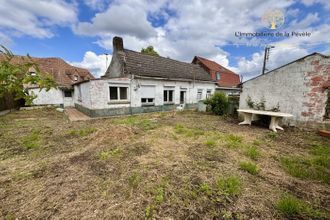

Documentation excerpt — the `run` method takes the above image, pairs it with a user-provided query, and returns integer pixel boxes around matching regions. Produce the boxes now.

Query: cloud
[237,46,308,80]
[0,0,77,39]
[74,1,157,39]
[83,0,111,11]
[70,51,111,78]
[72,0,328,80]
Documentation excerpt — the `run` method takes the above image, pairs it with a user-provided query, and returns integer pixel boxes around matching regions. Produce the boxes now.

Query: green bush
[204,92,229,115]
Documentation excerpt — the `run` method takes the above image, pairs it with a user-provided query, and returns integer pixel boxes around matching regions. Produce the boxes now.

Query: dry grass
[0,108,329,219]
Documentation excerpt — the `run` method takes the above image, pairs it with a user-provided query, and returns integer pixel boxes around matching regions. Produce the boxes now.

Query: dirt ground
[0,108,329,219]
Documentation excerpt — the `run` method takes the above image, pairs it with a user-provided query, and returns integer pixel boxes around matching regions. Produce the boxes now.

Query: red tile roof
[1,55,94,88]
[192,56,240,87]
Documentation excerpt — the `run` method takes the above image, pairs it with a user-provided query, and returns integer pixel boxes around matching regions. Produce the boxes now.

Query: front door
[180,91,186,104]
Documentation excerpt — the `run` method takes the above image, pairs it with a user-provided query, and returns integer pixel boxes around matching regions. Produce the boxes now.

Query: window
[141,98,155,106]
[30,71,36,76]
[216,72,221,80]
[109,86,128,101]
[78,85,82,101]
[197,89,203,100]
[64,91,72,97]
[141,85,156,106]
[206,89,212,99]
[164,90,174,103]
[74,75,79,81]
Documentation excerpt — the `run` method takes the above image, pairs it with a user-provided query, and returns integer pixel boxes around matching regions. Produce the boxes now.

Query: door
[180,91,186,104]
[63,90,74,107]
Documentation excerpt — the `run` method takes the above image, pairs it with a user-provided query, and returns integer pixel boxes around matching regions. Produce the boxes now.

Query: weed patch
[276,194,326,218]
[21,130,42,149]
[224,134,243,148]
[68,127,97,137]
[98,148,122,160]
[239,161,259,175]
[244,146,261,160]
[216,176,241,196]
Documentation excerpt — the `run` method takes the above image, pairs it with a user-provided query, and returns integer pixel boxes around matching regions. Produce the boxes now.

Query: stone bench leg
[269,116,284,132]
[239,113,253,125]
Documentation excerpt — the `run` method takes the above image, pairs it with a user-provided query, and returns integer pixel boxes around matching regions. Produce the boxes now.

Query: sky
[0,0,329,80]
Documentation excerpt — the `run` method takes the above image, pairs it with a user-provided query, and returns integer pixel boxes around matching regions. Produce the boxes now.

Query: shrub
[204,92,229,115]
[239,161,259,175]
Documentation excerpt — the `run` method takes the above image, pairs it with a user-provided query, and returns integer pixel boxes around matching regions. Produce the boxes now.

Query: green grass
[280,156,329,184]
[199,183,212,196]
[276,194,326,218]
[68,127,97,137]
[98,148,122,160]
[244,146,261,160]
[239,161,259,175]
[224,134,243,148]
[22,130,42,149]
[216,176,241,196]
[128,172,141,189]
[266,132,278,140]
[113,116,157,130]
[174,123,205,138]
[205,139,216,148]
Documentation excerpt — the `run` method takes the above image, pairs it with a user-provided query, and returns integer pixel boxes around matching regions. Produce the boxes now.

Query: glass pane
[110,87,118,100]
[148,98,154,103]
[169,90,173,102]
[141,98,146,103]
[164,90,167,102]
[120,87,127,100]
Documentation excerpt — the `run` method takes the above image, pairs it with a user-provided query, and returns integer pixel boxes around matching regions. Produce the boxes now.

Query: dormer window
[74,75,78,81]
[216,72,221,80]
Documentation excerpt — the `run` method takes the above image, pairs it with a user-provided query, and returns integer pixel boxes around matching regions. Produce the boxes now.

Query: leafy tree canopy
[0,45,56,105]
[141,46,159,56]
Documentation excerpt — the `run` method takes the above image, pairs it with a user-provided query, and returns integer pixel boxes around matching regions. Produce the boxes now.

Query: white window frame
[109,86,129,102]
[206,89,212,99]
[197,89,203,101]
[164,89,174,104]
[216,72,221,80]
[78,85,82,101]
[141,98,155,106]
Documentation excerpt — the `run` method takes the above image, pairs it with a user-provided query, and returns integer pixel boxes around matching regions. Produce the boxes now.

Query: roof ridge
[124,49,203,68]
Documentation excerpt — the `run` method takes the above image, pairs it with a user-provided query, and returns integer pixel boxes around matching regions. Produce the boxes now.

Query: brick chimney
[113,36,123,52]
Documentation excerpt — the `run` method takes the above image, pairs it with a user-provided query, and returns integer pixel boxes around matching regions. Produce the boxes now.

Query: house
[239,52,330,128]
[73,36,216,117]
[192,56,241,94]
[22,57,94,107]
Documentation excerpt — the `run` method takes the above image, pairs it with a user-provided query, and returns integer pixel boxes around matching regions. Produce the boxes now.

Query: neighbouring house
[73,36,216,117]
[239,52,330,128]
[21,57,94,107]
[192,56,241,94]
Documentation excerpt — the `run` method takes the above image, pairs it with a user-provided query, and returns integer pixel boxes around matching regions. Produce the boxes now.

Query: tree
[0,45,55,105]
[141,46,159,56]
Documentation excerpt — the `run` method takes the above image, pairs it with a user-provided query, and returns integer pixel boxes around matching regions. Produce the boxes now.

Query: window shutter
[141,85,156,98]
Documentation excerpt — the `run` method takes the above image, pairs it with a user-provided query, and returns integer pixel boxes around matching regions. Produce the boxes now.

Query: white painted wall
[29,88,64,106]
[239,54,329,125]
[74,78,216,110]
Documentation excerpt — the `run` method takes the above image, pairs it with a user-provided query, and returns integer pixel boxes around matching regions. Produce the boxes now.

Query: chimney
[113,36,123,52]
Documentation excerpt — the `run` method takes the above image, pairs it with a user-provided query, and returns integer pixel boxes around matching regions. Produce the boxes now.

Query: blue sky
[1,0,329,79]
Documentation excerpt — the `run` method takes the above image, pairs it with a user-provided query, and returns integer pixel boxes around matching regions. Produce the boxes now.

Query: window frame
[109,86,129,102]
[197,89,203,101]
[206,89,212,99]
[141,98,155,106]
[163,89,174,104]
[216,72,221,80]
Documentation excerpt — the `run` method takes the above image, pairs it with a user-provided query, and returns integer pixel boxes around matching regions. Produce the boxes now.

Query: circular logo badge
[262,9,285,30]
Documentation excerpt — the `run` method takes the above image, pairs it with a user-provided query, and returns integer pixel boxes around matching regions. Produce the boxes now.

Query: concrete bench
[237,109,293,132]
